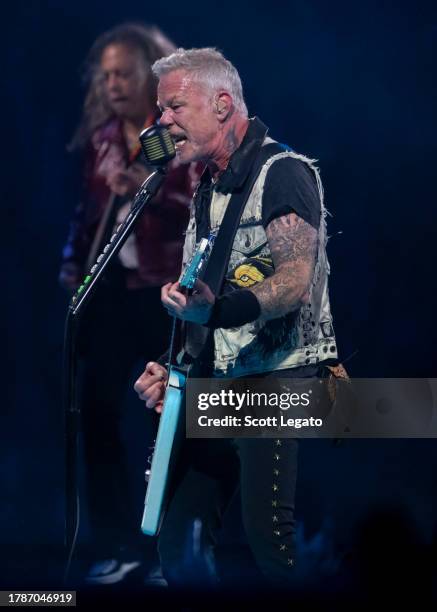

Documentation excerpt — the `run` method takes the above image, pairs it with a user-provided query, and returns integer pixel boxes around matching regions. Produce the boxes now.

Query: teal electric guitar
[141,234,215,536]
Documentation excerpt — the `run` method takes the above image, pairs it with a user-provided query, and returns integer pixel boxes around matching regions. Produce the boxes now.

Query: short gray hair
[152,47,248,116]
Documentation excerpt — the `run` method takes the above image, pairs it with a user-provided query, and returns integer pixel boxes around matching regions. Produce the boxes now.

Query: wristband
[206,289,261,329]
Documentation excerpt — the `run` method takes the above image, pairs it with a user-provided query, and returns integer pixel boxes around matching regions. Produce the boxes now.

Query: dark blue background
[3,0,437,596]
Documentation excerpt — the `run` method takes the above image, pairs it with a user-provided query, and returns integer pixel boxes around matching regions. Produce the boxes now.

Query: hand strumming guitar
[134,361,168,414]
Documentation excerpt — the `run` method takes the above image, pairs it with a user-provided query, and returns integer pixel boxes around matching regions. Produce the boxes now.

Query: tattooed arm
[250,212,317,321]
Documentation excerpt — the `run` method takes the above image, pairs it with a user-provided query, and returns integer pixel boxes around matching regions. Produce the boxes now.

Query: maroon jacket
[62,117,199,289]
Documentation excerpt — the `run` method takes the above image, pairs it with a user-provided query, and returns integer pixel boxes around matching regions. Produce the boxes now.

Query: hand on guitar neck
[134,361,168,414]
[161,278,215,324]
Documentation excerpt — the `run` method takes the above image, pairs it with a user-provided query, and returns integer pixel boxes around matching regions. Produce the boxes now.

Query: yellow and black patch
[228,257,273,288]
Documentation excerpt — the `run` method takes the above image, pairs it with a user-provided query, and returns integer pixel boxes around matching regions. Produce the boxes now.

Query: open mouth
[172,134,188,150]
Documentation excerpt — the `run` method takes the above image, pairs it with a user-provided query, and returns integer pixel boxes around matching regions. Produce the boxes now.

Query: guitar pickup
[168,367,188,390]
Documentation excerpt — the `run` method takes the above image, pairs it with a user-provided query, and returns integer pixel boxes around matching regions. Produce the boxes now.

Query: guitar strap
[184,139,291,366]
[202,140,291,293]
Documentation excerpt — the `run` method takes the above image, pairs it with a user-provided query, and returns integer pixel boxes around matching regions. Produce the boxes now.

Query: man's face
[157,69,221,164]
[100,44,150,120]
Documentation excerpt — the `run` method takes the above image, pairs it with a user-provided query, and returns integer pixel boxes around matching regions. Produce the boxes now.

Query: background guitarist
[134,47,339,588]
[59,23,199,585]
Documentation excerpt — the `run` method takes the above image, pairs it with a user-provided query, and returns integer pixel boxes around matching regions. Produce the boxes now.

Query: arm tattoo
[250,212,318,320]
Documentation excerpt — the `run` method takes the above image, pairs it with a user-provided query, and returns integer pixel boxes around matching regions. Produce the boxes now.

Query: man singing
[135,47,338,587]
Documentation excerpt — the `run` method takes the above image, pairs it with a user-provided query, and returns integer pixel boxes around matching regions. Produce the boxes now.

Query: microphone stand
[62,168,166,583]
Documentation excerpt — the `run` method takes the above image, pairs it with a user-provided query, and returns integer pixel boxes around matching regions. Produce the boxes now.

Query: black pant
[158,436,299,587]
[78,283,170,557]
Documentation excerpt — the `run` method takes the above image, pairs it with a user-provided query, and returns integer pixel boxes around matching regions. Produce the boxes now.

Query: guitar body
[141,366,187,536]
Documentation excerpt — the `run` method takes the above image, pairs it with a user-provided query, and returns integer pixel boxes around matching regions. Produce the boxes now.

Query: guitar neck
[167,316,179,368]
[167,285,191,368]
